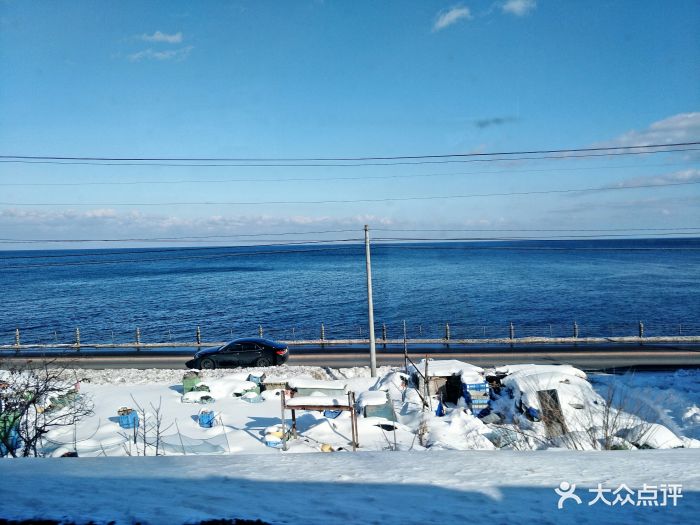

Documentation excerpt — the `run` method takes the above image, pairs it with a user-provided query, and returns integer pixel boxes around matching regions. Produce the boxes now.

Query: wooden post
[291,409,297,438]
[348,392,357,451]
[75,327,81,350]
[258,324,263,338]
[280,391,287,451]
[14,328,20,348]
[573,321,579,339]
[196,326,201,345]
[424,357,431,411]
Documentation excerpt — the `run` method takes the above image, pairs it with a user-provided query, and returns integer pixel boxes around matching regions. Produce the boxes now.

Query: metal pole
[403,320,408,372]
[364,225,377,377]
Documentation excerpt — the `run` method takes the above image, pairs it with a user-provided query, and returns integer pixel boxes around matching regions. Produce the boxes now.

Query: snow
[285,395,347,407]
[409,358,484,379]
[495,363,588,380]
[3,363,700,523]
[2,450,699,524]
[356,390,390,408]
[287,378,347,390]
[619,423,685,449]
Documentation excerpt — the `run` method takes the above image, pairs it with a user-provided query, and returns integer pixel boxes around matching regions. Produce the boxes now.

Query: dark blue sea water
[1,239,699,345]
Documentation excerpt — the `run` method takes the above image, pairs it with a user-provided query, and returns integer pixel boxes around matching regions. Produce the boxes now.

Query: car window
[223,343,242,353]
[241,343,258,351]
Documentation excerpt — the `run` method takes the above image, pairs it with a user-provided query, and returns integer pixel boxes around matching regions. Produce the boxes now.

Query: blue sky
[0,0,699,247]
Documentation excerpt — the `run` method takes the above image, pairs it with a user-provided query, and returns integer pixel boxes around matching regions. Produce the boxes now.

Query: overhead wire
[0,161,693,187]
[1,179,698,207]
[1,147,698,168]
[2,140,698,162]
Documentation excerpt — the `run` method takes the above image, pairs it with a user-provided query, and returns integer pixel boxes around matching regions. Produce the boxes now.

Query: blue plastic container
[118,410,139,429]
[198,410,216,428]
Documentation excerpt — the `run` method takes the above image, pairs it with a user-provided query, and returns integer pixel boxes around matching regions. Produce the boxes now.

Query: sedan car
[186,337,289,370]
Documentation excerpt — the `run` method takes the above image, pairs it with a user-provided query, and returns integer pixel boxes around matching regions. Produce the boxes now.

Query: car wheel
[200,358,216,370]
[255,357,273,367]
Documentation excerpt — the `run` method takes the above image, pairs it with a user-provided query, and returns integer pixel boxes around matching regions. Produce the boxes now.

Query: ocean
[1,238,699,345]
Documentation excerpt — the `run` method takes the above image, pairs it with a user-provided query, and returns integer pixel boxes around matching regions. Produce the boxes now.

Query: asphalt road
[3,343,700,372]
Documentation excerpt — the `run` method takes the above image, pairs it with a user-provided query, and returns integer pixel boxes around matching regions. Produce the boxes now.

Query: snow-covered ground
[1,450,698,524]
[1,364,699,523]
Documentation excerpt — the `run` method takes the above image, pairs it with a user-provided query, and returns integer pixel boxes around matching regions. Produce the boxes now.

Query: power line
[0,245,365,269]
[2,141,698,162]
[0,238,364,260]
[375,227,700,233]
[0,229,359,244]
[1,147,698,168]
[1,179,697,207]
[0,161,691,187]
[2,227,696,245]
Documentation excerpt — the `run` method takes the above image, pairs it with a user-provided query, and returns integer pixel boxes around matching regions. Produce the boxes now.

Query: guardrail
[3,321,700,351]
[2,336,700,351]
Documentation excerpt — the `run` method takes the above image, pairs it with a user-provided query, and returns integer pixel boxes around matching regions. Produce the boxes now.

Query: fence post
[75,327,81,350]
[445,323,450,341]
[258,325,263,338]
[573,321,579,339]
[14,328,20,349]
[382,323,387,348]
[135,327,141,347]
[638,321,644,339]
[320,323,325,341]
[196,326,201,345]
[509,322,515,340]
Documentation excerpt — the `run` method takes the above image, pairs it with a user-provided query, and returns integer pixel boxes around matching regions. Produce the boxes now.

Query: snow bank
[619,423,684,449]
[409,359,484,378]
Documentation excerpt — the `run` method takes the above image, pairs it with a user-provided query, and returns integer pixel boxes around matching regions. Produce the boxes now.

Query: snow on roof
[285,395,348,407]
[408,359,484,378]
[495,364,587,380]
[287,378,347,390]
[356,390,389,409]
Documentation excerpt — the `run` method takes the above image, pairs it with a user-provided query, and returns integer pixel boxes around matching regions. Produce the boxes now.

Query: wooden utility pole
[364,225,377,377]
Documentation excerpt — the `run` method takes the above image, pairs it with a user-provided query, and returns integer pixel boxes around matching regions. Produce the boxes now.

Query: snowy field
[1,363,699,524]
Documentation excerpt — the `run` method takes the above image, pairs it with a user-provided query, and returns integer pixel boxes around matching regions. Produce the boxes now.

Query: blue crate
[118,410,139,429]
[198,410,216,428]
[463,382,489,392]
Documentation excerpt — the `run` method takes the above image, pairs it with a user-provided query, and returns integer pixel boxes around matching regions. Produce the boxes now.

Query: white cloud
[611,168,700,188]
[601,112,700,148]
[501,0,537,17]
[128,45,193,62]
[433,5,472,32]
[141,31,183,44]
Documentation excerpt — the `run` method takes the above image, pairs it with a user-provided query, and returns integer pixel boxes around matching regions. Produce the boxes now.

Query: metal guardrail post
[445,323,450,341]
[509,322,515,340]
[135,327,141,348]
[573,321,579,339]
[320,323,325,341]
[639,321,644,339]
[196,326,201,345]
[14,328,20,349]
[258,325,263,338]
[75,327,81,350]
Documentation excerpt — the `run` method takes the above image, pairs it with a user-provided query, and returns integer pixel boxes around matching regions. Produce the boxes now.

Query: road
[2,343,700,372]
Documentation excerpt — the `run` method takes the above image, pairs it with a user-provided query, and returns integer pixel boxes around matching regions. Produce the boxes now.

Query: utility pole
[364,224,377,377]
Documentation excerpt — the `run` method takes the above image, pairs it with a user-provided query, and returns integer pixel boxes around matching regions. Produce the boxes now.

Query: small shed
[408,359,490,410]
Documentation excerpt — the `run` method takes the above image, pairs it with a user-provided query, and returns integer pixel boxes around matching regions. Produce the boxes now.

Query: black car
[186,337,289,370]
